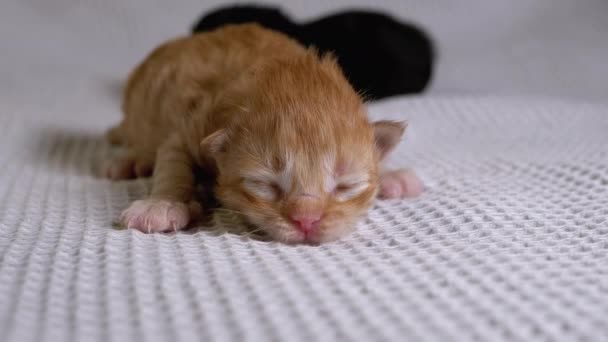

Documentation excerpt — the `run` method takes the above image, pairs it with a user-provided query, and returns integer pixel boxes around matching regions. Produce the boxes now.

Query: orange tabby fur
[105,23,422,244]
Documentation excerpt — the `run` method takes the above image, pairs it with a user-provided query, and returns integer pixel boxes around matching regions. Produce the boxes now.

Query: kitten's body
[108,24,305,173]
[106,23,422,244]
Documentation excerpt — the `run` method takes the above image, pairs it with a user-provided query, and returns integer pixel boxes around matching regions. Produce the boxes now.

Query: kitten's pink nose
[289,213,322,233]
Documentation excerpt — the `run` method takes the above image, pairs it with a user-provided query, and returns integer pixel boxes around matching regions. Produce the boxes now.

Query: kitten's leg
[378,168,423,199]
[105,124,125,146]
[120,134,198,233]
[103,122,155,178]
[103,150,154,179]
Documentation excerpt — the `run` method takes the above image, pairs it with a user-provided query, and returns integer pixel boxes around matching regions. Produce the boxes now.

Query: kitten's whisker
[247,227,264,234]
[214,208,245,215]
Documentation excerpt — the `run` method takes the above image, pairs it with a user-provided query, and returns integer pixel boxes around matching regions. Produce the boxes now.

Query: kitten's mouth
[292,230,322,245]
[243,215,350,244]
[259,223,322,245]
[268,223,348,245]
[285,233,322,245]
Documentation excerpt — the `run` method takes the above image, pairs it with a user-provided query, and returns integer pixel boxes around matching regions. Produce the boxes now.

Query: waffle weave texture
[1,96,607,342]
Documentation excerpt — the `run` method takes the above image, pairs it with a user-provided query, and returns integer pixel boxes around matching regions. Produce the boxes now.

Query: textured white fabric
[1,1,608,342]
[1,96,607,342]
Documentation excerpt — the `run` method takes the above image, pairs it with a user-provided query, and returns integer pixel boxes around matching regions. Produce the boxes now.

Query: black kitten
[192,4,435,100]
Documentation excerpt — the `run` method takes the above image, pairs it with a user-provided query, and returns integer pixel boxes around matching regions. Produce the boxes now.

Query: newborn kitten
[104,23,423,244]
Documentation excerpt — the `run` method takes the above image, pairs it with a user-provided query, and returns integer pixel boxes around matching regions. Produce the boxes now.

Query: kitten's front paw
[120,199,190,233]
[379,169,424,199]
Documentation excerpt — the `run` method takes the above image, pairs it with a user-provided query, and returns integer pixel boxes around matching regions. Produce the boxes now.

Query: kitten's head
[202,52,405,244]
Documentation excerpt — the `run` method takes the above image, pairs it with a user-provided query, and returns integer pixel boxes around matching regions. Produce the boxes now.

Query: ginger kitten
[104,23,423,244]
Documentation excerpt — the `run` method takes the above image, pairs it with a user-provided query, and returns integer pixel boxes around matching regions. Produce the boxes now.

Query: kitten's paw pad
[379,169,424,199]
[120,199,190,233]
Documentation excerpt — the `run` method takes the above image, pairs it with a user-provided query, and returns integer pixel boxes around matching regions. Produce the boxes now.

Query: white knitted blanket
[2,1,608,341]
[1,96,607,342]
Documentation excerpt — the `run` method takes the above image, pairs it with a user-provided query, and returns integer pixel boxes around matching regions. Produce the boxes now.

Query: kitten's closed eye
[332,180,369,202]
[242,178,282,200]
[335,183,354,192]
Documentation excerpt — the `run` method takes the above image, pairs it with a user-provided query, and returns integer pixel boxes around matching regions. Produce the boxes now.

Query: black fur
[192,5,435,100]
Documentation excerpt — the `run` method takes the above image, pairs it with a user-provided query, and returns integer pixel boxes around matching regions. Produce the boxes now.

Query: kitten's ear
[200,129,228,158]
[373,120,407,160]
